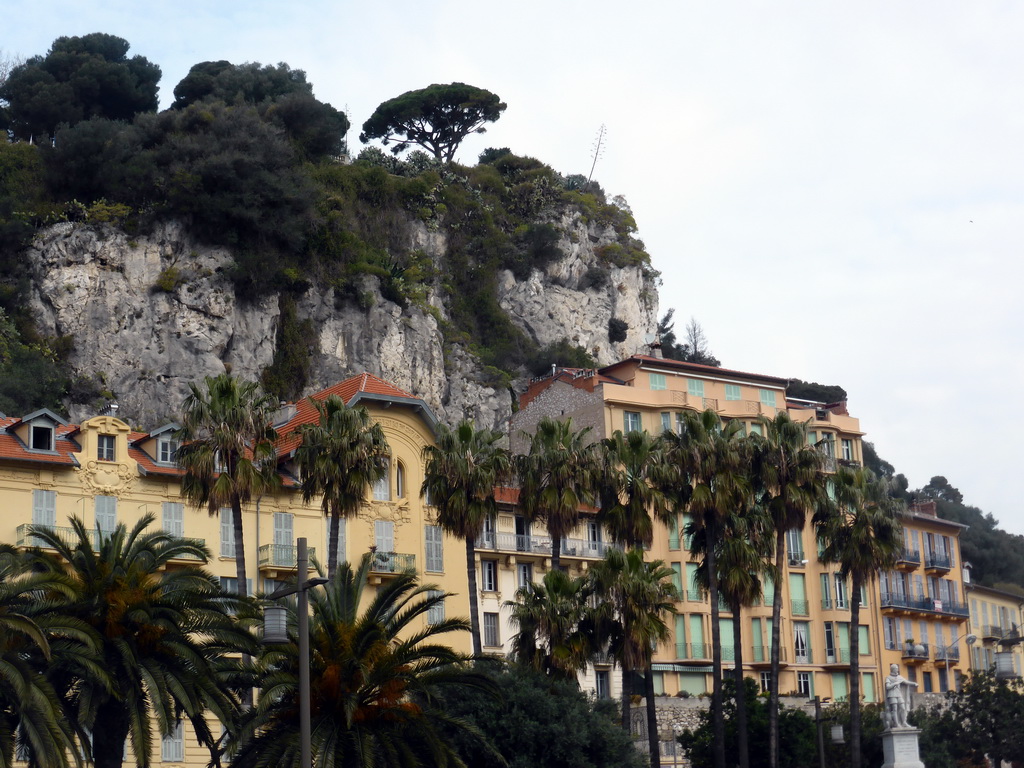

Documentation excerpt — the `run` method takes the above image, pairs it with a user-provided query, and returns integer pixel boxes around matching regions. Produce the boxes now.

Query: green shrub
[153,267,184,293]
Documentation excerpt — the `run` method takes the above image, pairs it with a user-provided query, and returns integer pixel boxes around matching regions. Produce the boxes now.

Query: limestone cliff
[26,212,658,430]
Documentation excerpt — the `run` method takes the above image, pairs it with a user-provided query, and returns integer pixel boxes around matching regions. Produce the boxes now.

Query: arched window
[372,459,391,501]
[396,461,406,498]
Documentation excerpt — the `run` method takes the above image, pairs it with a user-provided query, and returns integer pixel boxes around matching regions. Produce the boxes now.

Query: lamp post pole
[265,538,327,768]
[298,538,312,768]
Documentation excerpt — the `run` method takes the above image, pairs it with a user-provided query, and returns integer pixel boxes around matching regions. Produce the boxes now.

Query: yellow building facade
[876,500,972,694]
[965,582,1024,679]
[512,354,885,703]
[0,373,474,766]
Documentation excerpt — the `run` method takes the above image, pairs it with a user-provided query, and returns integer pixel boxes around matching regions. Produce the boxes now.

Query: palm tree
[750,412,828,768]
[595,428,672,731]
[507,568,595,682]
[421,420,511,655]
[0,544,98,768]
[817,467,904,768]
[590,548,677,768]
[177,373,281,598]
[28,515,256,768]
[517,417,600,572]
[295,394,389,579]
[689,500,773,768]
[227,555,497,768]
[660,409,749,768]
[598,429,672,550]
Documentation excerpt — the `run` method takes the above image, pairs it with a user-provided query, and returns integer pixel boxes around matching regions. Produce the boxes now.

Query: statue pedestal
[881,728,924,768]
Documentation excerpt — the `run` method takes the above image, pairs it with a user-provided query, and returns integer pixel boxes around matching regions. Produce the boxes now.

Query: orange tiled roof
[128,431,185,478]
[614,355,790,386]
[275,372,423,456]
[0,417,80,466]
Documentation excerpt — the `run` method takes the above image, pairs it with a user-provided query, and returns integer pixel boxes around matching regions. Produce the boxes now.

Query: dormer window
[158,438,179,464]
[98,434,115,462]
[30,424,54,452]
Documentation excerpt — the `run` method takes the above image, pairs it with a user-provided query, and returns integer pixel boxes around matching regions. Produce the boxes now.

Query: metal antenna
[588,124,607,184]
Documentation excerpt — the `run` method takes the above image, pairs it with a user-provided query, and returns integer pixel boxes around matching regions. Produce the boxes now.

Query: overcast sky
[7,2,1023,534]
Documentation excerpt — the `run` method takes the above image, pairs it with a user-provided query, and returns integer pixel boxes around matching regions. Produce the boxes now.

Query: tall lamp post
[264,538,328,768]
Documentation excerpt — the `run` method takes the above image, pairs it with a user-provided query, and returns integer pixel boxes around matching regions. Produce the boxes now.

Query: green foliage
[360,82,506,163]
[678,678,817,768]
[525,340,597,377]
[172,60,349,160]
[785,378,848,404]
[260,295,316,402]
[909,671,1024,768]
[608,317,628,343]
[437,665,645,768]
[0,309,68,415]
[657,311,721,366]
[0,33,159,140]
[822,700,887,768]
[153,266,184,293]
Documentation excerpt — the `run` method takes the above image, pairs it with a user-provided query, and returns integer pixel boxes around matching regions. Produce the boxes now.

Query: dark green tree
[228,555,495,768]
[177,374,281,598]
[679,678,817,768]
[656,311,720,366]
[590,548,677,768]
[360,83,506,163]
[172,61,349,160]
[817,467,904,768]
[750,412,828,768]
[517,417,600,572]
[28,516,254,768]
[421,420,511,655]
[660,410,750,768]
[0,33,159,140]
[294,394,390,579]
[507,569,596,682]
[436,665,645,768]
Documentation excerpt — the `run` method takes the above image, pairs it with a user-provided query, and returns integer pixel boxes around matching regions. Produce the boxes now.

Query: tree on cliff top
[0,33,159,140]
[360,82,506,163]
[172,60,349,160]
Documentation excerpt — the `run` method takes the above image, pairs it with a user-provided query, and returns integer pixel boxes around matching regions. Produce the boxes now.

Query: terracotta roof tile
[614,355,790,386]
[275,372,420,456]
[0,418,80,466]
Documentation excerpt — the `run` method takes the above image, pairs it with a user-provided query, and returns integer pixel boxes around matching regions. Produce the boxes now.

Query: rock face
[25,211,658,430]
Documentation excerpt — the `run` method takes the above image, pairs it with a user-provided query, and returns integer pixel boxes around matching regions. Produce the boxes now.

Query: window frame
[481,560,498,592]
[483,612,500,647]
[725,384,742,401]
[372,458,391,501]
[30,423,55,452]
[649,372,667,391]
[687,379,705,398]
[97,434,116,462]
[623,411,642,433]
[759,389,777,408]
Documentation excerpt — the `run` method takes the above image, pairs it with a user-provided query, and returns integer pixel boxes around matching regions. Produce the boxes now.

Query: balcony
[750,646,788,666]
[793,649,813,665]
[259,544,317,571]
[675,642,711,661]
[924,552,952,573]
[902,643,930,663]
[788,553,807,568]
[687,590,705,602]
[895,549,922,570]
[879,592,970,618]
[933,645,961,666]
[982,625,1004,641]
[16,524,204,562]
[791,599,809,617]
[368,551,415,575]
[823,649,852,666]
[475,532,618,560]
[821,597,833,610]
[837,458,862,469]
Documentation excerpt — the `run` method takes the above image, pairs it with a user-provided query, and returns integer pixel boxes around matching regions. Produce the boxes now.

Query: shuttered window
[95,495,117,535]
[162,502,184,537]
[161,722,184,762]
[425,525,444,572]
[220,508,236,557]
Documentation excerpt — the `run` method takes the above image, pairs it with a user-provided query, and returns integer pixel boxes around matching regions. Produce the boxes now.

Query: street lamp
[264,538,328,768]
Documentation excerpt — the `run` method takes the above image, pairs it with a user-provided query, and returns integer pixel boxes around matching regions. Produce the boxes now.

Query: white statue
[883,663,918,729]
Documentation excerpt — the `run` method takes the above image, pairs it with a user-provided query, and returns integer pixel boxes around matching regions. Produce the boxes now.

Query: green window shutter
[725,384,741,401]
[831,673,848,700]
[862,673,876,702]
[675,615,687,658]
[682,513,693,549]
[686,563,700,599]
[671,563,683,593]
[858,625,870,654]
[688,379,705,397]
[759,389,777,407]
[650,373,667,390]
[751,618,763,661]
[668,513,680,550]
